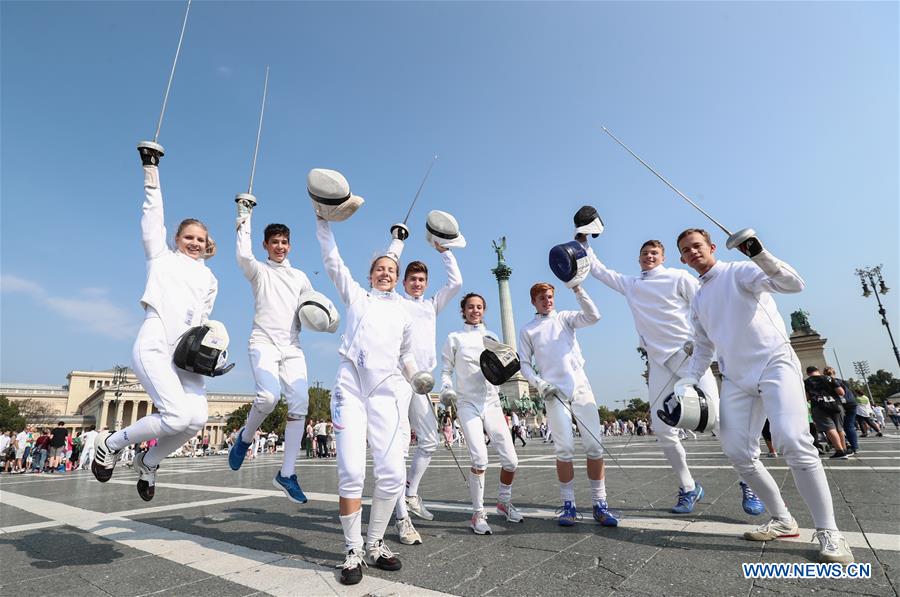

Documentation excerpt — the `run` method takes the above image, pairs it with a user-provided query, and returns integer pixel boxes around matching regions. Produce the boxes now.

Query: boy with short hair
[391,243,462,545]
[675,227,852,564]
[519,282,617,526]
[229,204,317,505]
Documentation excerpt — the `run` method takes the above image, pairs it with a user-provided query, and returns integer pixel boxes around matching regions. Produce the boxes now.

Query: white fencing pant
[399,388,441,499]
[545,371,603,462]
[109,316,208,468]
[719,352,837,530]
[648,352,722,490]
[457,400,519,472]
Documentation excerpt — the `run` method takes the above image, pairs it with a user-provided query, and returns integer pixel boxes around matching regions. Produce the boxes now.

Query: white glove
[537,380,561,401]
[237,199,253,218]
[411,371,435,394]
[440,387,458,408]
[750,249,781,277]
[673,376,699,401]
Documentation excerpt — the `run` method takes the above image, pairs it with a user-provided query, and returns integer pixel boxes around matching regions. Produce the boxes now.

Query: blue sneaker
[592,500,619,527]
[273,472,308,504]
[228,428,252,471]
[740,481,765,516]
[557,500,579,526]
[671,481,704,514]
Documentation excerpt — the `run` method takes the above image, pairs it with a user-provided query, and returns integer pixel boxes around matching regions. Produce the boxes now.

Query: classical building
[0,368,254,448]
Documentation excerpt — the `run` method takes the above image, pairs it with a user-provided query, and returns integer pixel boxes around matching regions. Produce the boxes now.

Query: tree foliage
[0,397,27,431]
[852,370,900,404]
[16,399,60,424]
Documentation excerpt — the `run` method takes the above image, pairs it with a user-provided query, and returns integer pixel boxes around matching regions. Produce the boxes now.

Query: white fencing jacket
[400,251,462,372]
[518,286,600,400]
[587,248,698,369]
[236,213,313,348]
[138,166,217,347]
[440,323,502,408]
[687,255,805,393]
[317,219,415,396]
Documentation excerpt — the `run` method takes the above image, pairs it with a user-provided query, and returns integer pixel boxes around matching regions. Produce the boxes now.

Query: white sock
[560,479,575,504]
[791,463,837,530]
[469,471,485,512]
[406,452,432,497]
[366,494,397,546]
[143,427,197,468]
[107,415,163,451]
[340,509,363,552]
[394,490,409,519]
[590,478,606,503]
[661,444,694,492]
[242,404,270,443]
[498,481,512,503]
[280,418,304,478]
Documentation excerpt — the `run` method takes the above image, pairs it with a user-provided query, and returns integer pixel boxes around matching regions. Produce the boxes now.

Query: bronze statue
[492,237,507,264]
[790,309,812,333]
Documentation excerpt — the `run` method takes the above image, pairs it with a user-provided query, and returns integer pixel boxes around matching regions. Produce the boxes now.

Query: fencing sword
[601,127,756,250]
[390,155,438,241]
[137,0,192,158]
[235,66,270,211]
[441,403,469,487]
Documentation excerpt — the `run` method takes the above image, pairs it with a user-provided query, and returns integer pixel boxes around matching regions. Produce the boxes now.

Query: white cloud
[2,274,137,340]
[1,274,44,295]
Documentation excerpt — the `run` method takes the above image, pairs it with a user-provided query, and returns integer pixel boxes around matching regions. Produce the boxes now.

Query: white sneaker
[405,495,434,521]
[470,509,492,535]
[133,451,158,502]
[496,501,524,523]
[90,431,122,483]
[365,539,401,571]
[743,517,800,541]
[813,530,854,564]
[395,517,422,545]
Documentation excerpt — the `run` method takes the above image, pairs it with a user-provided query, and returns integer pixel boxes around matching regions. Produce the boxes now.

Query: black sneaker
[133,451,157,501]
[366,539,402,571]
[829,450,849,460]
[91,431,122,483]
[338,548,365,585]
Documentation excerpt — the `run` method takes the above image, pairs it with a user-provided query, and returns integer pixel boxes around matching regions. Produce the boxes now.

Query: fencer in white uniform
[440,293,524,535]
[582,237,765,516]
[316,217,432,585]
[93,146,218,502]
[676,228,853,564]
[229,204,315,503]
[518,282,618,527]
[390,242,462,545]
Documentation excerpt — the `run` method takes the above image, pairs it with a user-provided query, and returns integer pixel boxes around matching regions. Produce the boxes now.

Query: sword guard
[235,193,258,208]
[725,228,757,250]
[137,140,165,156]
[390,222,410,241]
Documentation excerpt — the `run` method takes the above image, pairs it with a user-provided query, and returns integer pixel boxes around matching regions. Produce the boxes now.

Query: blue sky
[1,1,897,406]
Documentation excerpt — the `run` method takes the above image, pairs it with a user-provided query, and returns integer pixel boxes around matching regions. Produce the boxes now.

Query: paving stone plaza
[1,434,898,596]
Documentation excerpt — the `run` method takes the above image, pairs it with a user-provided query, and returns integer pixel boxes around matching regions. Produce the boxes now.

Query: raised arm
[737,252,805,295]
[559,285,601,329]
[316,217,363,306]
[432,250,463,314]
[235,212,260,281]
[141,166,168,260]
[585,247,628,295]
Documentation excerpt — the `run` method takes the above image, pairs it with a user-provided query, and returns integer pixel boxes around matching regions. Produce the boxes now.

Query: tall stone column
[490,237,532,415]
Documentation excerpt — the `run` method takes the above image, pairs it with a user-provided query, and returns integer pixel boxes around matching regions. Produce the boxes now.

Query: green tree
[307,385,332,422]
[225,404,251,434]
[0,397,27,431]
[597,405,614,423]
[866,370,900,404]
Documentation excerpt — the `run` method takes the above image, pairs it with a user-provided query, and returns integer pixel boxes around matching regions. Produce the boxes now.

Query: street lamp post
[855,265,900,369]
[852,360,875,401]
[112,365,127,430]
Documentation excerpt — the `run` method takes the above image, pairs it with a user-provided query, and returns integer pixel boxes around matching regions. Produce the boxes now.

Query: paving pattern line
[0,490,454,597]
